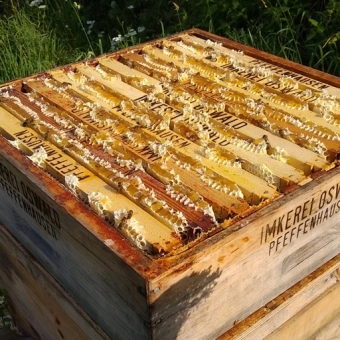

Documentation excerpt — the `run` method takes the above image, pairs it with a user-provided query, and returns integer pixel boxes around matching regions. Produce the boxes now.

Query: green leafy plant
[1,0,340,80]
[0,3,87,83]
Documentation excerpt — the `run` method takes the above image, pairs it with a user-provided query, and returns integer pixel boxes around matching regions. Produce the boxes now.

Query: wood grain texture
[148,168,340,339]
[0,29,340,340]
[265,278,340,340]
[0,138,152,340]
[0,224,110,340]
[219,254,340,339]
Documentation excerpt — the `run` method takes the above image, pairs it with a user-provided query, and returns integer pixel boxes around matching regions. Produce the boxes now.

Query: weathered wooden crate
[0,29,340,339]
[0,224,110,340]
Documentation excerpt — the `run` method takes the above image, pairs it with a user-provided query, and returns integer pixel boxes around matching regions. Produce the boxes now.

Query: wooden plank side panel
[0,224,110,340]
[0,138,151,340]
[219,254,340,340]
[149,168,340,340]
[265,278,340,340]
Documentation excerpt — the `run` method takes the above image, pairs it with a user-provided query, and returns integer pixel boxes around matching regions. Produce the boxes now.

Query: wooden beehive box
[0,29,339,339]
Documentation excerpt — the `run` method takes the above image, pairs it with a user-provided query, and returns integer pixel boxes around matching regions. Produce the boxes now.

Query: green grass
[0,0,93,83]
[0,0,340,82]
[0,8,77,83]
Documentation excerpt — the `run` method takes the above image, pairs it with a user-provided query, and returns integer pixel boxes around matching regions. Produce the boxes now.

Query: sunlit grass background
[1,0,339,83]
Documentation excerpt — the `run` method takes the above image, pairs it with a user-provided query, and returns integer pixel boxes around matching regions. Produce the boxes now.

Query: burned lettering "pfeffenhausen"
[14,129,89,181]
[261,183,340,255]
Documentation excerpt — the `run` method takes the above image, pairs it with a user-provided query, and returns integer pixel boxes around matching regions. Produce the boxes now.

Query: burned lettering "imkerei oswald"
[261,183,340,255]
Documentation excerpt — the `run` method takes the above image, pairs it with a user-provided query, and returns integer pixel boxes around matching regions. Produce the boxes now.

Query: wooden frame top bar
[1,28,340,339]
